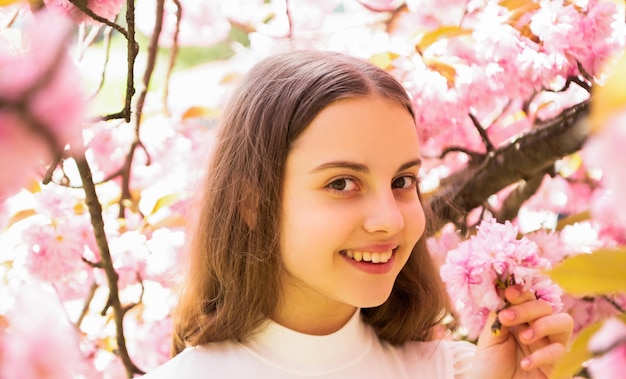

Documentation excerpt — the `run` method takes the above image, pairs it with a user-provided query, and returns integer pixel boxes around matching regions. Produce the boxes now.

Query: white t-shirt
[142,310,475,378]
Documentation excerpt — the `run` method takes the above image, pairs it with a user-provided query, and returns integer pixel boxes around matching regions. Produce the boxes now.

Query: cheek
[405,202,426,241]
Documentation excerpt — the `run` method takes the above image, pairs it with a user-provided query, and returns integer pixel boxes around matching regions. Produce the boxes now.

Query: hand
[470,285,574,379]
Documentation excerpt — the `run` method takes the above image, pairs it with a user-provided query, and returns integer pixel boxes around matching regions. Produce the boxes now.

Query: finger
[504,285,535,305]
[519,313,574,346]
[479,311,511,345]
[520,342,567,372]
[498,299,553,327]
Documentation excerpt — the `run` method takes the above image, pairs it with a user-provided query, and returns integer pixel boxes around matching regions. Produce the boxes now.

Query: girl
[143,50,573,378]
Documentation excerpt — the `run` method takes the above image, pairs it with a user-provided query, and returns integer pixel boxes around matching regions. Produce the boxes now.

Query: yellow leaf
[499,0,533,11]
[555,210,590,231]
[4,208,36,231]
[369,52,399,71]
[149,193,181,216]
[504,1,541,23]
[423,58,457,86]
[550,321,602,379]
[181,106,219,120]
[591,50,626,132]
[549,248,626,295]
[556,153,582,178]
[0,0,22,5]
[416,26,471,53]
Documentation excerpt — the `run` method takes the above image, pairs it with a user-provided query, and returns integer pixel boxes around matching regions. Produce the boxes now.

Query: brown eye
[330,179,347,191]
[327,178,358,192]
[392,175,417,189]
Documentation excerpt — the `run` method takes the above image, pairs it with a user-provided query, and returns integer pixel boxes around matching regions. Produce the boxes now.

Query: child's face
[279,95,426,325]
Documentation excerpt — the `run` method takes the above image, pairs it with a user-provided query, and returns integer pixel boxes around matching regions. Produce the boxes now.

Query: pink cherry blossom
[357,0,399,12]
[562,295,626,334]
[0,284,94,378]
[0,12,85,199]
[143,228,185,288]
[15,212,97,298]
[44,0,125,24]
[570,0,626,78]
[84,120,134,180]
[529,0,581,57]
[125,316,173,371]
[98,230,149,290]
[587,317,626,379]
[135,0,230,47]
[0,113,47,200]
[584,111,626,226]
[440,217,562,338]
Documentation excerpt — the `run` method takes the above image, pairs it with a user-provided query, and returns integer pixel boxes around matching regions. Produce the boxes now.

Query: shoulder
[140,340,244,379]
[385,339,476,378]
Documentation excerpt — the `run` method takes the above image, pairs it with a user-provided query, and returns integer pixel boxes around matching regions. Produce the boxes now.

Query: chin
[354,288,394,309]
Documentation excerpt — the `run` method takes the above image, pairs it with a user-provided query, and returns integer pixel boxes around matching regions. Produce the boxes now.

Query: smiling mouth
[341,250,393,263]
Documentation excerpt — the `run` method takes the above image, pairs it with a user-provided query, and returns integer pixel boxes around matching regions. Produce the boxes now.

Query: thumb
[477,311,510,348]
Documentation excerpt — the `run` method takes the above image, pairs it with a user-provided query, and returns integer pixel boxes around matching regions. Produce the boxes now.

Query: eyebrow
[310,158,422,174]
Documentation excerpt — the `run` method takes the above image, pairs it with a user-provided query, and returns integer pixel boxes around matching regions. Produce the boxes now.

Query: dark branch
[425,100,591,234]
[492,168,551,223]
[74,152,143,377]
[68,0,129,38]
[469,112,495,152]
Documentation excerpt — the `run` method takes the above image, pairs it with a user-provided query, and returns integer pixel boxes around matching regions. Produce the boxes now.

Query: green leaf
[550,321,602,379]
[549,248,626,295]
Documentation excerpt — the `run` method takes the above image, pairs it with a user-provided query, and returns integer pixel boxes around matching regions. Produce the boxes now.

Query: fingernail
[500,309,515,321]
[521,358,531,369]
[522,329,534,341]
[508,287,520,298]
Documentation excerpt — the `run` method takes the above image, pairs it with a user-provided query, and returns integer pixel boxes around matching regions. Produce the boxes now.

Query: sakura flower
[0,12,85,198]
[0,283,94,379]
[17,215,97,301]
[22,218,92,284]
[587,317,626,379]
[99,230,149,290]
[570,0,626,78]
[143,228,185,288]
[125,316,173,371]
[529,0,581,57]
[584,111,626,229]
[44,0,125,24]
[440,218,563,338]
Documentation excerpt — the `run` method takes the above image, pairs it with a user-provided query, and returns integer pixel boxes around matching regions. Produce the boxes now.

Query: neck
[272,299,357,335]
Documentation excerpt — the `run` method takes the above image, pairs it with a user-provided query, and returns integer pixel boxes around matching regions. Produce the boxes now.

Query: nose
[363,190,404,234]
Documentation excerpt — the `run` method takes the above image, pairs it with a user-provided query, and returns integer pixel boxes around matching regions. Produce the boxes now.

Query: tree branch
[118,0,164,218]
[425,100,591,234]
[73,151,143,377]
[68,0,129,38]
[492,167,551,223]
[162,0,182,114]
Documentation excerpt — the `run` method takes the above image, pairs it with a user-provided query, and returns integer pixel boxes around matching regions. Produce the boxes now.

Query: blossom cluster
[587,317,626,378]
[44,0,125,24]
[440,218,563,339]
[0,11,85,201]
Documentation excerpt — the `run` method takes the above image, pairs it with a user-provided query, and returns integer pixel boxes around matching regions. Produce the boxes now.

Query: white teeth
[344,250,393,263]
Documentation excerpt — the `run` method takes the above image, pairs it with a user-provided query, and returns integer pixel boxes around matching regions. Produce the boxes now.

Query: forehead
[288,95,419,163]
